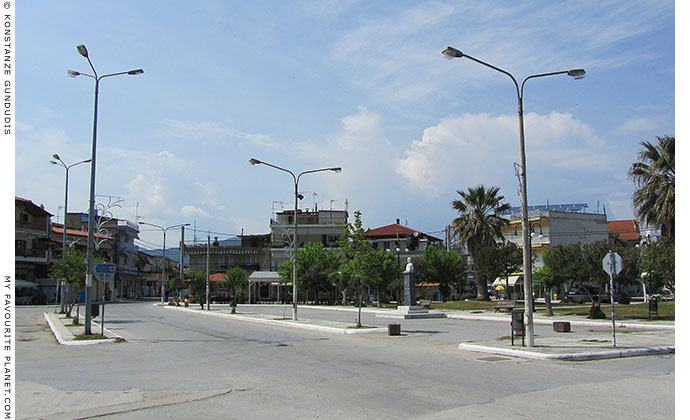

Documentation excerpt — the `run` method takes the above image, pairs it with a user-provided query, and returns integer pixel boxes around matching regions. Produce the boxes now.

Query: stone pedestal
[403,271,416,307]
[377,269,447,319]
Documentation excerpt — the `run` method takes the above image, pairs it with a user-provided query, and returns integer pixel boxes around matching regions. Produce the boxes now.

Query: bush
[462,292,475,300]
[616,293,631,305]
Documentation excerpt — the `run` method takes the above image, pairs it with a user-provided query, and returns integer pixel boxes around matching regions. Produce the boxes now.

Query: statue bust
[404,257,414,273]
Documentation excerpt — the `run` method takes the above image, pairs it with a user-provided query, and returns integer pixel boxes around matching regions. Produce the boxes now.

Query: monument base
[376,305,447,319]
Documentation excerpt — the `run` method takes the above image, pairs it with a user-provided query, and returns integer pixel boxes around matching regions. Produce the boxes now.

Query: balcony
[15,248,49,262]
[16,220,49,234]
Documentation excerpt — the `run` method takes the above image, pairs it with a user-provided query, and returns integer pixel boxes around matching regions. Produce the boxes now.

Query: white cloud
[180,205,211,219]
[613,116,663,136]
[397,112,612,196]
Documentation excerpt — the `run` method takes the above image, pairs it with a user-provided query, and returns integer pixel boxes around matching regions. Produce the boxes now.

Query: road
[17,301,674,419]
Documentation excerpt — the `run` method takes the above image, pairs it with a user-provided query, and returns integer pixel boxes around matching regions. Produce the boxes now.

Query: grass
[429,300,675,321]
[73,334,109,341]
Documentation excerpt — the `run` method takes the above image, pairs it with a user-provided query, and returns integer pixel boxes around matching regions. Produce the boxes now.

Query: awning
[16,280,39,288]
[491,275,522,287]
[248,271,288,284]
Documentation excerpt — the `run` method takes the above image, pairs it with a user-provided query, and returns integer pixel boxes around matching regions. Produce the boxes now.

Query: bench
[494,300,516,313]
[418,299,431,309]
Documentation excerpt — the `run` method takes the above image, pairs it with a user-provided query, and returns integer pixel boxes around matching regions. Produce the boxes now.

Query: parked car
[563,288,592,303]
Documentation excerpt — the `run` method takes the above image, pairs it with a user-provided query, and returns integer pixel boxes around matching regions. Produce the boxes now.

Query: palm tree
[451,185,510,300]
[628,136,674,240]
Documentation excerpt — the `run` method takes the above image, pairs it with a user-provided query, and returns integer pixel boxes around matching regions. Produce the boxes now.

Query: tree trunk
[545,287,553,316]
[376,287,381,308]
[505,277,511,300]
[476,277,489,301]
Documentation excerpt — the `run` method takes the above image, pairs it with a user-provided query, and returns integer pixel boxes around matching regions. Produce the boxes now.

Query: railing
[15,220,49,233]
[15,248,48,258]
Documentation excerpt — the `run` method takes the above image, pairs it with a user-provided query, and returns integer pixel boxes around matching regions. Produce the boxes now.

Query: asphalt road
[17,301,675,419]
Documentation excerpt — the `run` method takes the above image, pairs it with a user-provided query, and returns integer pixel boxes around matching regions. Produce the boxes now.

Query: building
[608,220,641,247]
[65,213,142,299]
[15,197,53,304]
[269,209,348,270]
[187,235,272,274]
[364,219,444,262]
[496,203,609,297]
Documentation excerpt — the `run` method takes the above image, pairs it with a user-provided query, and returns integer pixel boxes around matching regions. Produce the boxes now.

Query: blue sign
[93,263,117,274]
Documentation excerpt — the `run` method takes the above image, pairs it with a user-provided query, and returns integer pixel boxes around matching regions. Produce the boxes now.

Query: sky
[12,0,676,250]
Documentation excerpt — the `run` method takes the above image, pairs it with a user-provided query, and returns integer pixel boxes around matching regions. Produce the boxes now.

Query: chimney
[396,218,400,225]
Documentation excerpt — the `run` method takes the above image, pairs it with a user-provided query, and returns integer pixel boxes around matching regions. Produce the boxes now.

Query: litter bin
[388,323,401,336]
[511,309,524,346]
[91,302,100,318]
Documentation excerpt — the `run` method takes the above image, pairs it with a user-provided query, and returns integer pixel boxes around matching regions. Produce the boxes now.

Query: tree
[296,243,341,304]
[49,247,87,318]
[639,238,674,296]
[451,185,510,300]
[168,276,185,304]
[533,265,563,316]
[224,267,249,314]
[359,248,398,307]
[339,210,373,326]
[474,241,521,300]
[189,270,207,309]
[628,136,674,239]
[417,246,468,300]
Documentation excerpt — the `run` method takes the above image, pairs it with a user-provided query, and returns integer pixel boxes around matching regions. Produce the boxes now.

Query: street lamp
[249,158,341,320]
[140,222,191,305]
[50,154,91,312]
[442,46,585,347]
[69,44,143,335]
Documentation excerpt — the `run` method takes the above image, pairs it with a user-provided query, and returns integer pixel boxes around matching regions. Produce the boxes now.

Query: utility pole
[179,225,186,302]
[206,235,210,310]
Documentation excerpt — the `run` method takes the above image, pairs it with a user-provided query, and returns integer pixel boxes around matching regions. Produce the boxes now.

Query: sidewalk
[44,312,125,346]
[160,304,388,334]
[160,304,675,361]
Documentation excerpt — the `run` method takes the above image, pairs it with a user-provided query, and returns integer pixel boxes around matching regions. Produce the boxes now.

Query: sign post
[93,264,116,336]
[602,251,623,347]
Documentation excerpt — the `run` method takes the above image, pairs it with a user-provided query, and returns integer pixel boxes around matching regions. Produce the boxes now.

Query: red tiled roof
[16,196,53,216]
[51,225,113,240]
[608,220,640,241]
[363,223,443,242]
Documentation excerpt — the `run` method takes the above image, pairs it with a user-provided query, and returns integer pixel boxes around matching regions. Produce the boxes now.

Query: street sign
[93,263,116,274]
[602,252,623,275]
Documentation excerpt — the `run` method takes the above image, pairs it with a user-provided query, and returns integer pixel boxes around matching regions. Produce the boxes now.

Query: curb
[43,312,122,346]
[161,305,387,335]
[458,342,675,361]
[445,313,674,331]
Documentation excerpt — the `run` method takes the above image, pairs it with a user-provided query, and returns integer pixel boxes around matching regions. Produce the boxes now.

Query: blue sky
[14,1,676,250]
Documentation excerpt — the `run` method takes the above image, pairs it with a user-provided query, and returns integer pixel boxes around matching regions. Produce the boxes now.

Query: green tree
[49,247,87,318]
[224,267,249,314]
[474,241,522,300]
[189,270,207,309]
[628,136,674,239]
[417,246,468,300]
[533,265,563,316]
[451,185,510,300]
[339,210,373,326]
[639,238,674,295]
[297,242,341,304]
[168,275,185,304]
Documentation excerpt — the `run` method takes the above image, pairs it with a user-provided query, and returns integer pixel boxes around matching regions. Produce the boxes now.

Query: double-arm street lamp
[68,44,143,335]
[442,46,585,347]
[50,154,91,312]
[140,222,191,304]
[249,158,341,320]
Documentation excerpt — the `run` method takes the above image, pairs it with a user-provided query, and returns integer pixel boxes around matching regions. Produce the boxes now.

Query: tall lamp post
[50,154,91,312]
[249,158,341,320]
[442,46,585,347]
[140,222,191,304]
[68,44,143,335]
